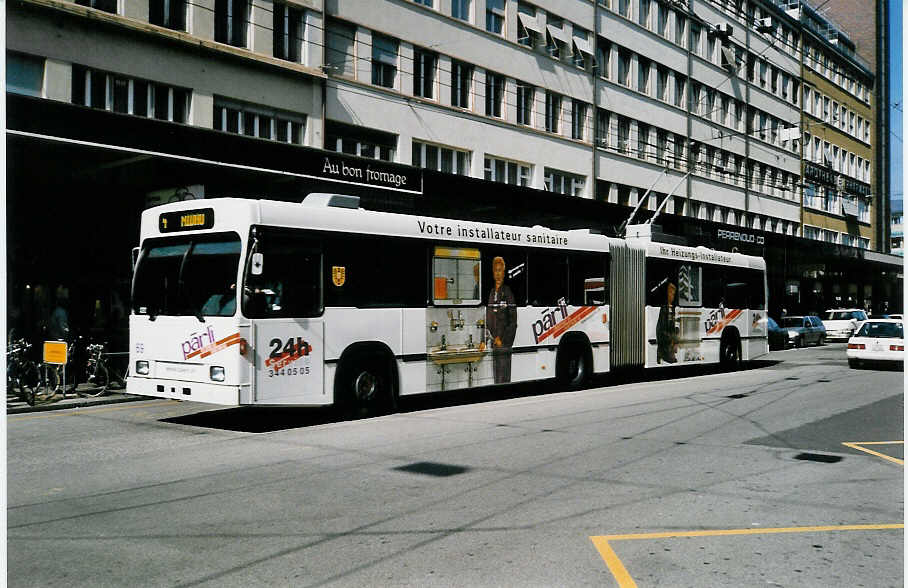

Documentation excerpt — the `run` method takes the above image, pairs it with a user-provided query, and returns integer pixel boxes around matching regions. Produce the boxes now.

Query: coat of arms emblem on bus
[332,266,346,287]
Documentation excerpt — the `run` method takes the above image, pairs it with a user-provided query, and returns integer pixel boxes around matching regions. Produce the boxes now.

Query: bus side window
[724,267,750,309]
[676,263,702,307]
[702,265,723,308]
[480,247,526,306]
[569,253,608,306]
[244,229,322,318]
[645,258,676,307]
[527,250,568,307]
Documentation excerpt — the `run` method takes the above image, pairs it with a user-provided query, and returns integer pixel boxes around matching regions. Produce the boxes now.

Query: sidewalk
[7,384,154,414]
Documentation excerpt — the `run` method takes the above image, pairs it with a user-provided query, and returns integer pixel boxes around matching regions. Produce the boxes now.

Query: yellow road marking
[590,524,903,586]
[842,441,904,465]
[8,399,177,421]
[590,537,637,588]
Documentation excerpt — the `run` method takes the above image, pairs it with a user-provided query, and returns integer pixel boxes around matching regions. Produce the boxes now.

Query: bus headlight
[210,366,226,382]
[136,360,150,375]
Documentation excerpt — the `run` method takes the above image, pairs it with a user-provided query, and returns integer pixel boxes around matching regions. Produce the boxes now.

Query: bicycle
[6,338,40,404]
[81,341,127,397]
[32,335,87,404]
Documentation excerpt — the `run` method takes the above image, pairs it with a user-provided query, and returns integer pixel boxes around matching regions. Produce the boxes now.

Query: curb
[7,394,158,415]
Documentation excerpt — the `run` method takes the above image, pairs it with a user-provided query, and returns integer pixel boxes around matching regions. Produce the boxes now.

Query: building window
[413,140,470,175]
[638,0,650,26]
[516,83,534,125]
[414,0,433,6]
[617,48,631,87]
[655,130,668,166]
[75,0,117,13]
[572,28,592,68]
[596,38,611,79]
[486,0,505,34]
[517,4,538,47]
[656,66,668,102]
[637,57,650,94]
[572,100,587,140]
[546,16,567,59]
[617,116,630,153]
[688,23,700,55]
[545,91,561,134]
[673,133,685,169]
[544,168,585,196]
[214,0,248,47]
[326,121,396,161]
[413,48,437,99]
[452,0,471,21]
[451,60,472,109]
[372,35,398,88]
[73,65,191,123]
[656,1,668,37]
[596,109,610,147]
[637,123,649,159]
[485,71,504,117]
[273,3,305,63]
[674,75,685,108]
[214,98,305,144]
[7,52,44,97]
[325,20,355,77]
[617,0,630,18]
[149,0,186,30]
[485,156,531,186]
[675,14,685,45]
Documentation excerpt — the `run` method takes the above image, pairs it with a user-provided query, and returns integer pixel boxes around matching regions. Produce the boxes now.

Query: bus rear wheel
[720,333,741,368]
[557,342,591,390]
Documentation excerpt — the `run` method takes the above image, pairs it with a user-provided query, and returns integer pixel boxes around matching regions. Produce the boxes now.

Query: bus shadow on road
[159,360,781,433]
[160,406,340,433]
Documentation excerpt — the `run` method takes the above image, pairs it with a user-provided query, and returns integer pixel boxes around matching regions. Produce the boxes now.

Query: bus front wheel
[339,355,396,419]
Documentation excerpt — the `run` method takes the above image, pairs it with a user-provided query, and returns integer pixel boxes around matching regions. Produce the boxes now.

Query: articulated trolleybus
[129,194,767,413]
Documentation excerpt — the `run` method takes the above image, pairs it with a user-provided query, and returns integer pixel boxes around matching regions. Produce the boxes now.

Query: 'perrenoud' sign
[717,229,764,245]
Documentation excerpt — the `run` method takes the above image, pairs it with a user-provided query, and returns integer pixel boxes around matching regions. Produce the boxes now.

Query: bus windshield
[132,233,242,318]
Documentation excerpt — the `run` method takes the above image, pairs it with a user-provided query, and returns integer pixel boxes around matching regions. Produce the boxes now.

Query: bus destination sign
[159,208,215,233]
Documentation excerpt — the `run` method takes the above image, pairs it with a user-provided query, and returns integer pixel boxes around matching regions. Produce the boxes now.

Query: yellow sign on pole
[43,341,68,365]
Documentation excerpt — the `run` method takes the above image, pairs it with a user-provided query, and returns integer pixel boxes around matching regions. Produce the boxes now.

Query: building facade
[6,0,900,339]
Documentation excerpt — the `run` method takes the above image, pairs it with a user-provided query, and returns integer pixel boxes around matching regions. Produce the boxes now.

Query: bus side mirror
[251,252,264,276]
[131,247,140,271]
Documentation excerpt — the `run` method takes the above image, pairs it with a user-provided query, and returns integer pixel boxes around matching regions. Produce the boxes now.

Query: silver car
[779,315,826,348]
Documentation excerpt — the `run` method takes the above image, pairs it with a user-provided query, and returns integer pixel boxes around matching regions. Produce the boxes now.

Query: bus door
[245,228,326,404]
[253,319,324,404]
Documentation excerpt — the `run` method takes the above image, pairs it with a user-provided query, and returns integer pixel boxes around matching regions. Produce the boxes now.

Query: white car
[846,320,904,369]
[822,308,868,341]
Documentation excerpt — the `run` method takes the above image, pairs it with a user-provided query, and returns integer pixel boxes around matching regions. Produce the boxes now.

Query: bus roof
[139,196,763,268]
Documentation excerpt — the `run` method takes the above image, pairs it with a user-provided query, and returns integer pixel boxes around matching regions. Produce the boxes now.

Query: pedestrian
[48,285,70,341]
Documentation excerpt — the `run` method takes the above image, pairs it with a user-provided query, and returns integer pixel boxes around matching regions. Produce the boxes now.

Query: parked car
[822,309,868,341]
[766,317,788,350]
[779,315,826,347]
[846,319,904,369]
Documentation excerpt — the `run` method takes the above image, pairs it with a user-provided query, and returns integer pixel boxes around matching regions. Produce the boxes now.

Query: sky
[890,0,903,213]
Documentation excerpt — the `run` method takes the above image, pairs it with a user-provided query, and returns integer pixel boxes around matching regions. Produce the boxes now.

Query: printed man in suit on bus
[487,256,517,383]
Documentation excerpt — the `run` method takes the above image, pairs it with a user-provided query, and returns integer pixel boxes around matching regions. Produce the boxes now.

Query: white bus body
[128,194,766,410]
